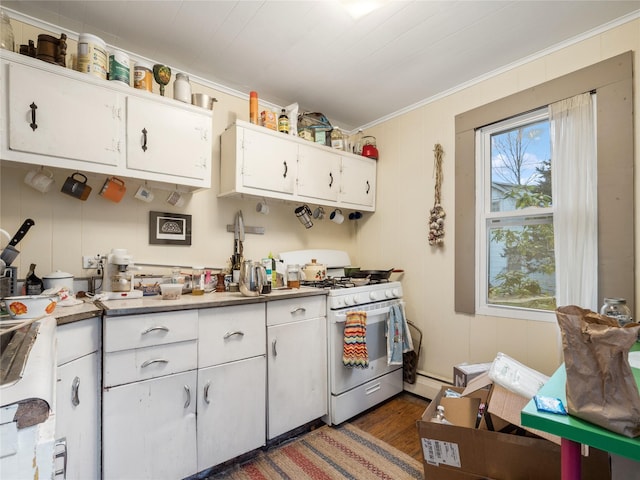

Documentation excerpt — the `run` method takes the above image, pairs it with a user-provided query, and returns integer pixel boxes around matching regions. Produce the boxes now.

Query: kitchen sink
[0,320,39,388]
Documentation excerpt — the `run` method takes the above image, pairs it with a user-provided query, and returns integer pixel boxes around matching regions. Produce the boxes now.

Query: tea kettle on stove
[239,260,267,297]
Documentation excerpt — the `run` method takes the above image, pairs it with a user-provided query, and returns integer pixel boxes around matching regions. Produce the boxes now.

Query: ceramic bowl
[4,294,58,319]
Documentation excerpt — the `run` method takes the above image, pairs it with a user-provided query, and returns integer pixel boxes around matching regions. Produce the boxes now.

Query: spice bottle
[249,91,258,124]
[174,73,192,103]
[25,263,44,295]
[278,109,290,134]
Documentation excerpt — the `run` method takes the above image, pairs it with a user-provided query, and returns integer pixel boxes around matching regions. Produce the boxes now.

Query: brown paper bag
[556,305,640,437]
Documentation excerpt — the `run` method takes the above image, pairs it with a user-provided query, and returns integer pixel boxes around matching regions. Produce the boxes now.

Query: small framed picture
[149,211,192,245]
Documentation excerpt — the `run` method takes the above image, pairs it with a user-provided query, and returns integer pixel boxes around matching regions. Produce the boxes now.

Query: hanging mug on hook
[295,204,313,229]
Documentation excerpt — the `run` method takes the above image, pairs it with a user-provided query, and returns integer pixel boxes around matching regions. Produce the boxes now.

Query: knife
[7,218,35,247]
[0,218,35,266]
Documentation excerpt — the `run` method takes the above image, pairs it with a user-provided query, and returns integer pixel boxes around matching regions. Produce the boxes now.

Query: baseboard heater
[403,371,453,401]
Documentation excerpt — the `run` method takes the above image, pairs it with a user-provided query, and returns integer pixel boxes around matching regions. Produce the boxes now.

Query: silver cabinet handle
[272,339,277,357]
[184,384,191,409]
[54,437,67,479]
[223,330,245,339]
[204,381,211,404]
[142,326,169,335]
[71,376,80,407]
[290,307,306,314]
[141,358,169,368]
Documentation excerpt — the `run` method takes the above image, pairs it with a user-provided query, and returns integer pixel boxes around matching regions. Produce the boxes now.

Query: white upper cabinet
[297,143,341,202]
[220,120,376,211]
[6,61,122,167]
[0,51,212,190]
[126,96,211,182]
[339,154,376,208]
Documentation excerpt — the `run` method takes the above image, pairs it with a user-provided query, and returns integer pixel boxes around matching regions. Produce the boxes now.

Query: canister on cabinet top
[76,33,108,79]
[174,73,191,103]
[109,49,130,85]
[134,60,153,92]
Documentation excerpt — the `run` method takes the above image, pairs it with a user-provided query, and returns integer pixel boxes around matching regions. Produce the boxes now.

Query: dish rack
[1,267,18,298]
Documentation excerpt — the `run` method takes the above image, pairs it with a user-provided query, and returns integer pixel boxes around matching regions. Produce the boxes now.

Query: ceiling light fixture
[339,0,388,20]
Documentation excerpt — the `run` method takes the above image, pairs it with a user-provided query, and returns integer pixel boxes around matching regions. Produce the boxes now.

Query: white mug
[24,168,54,193]
[135,185,155,202]
[256,201,270,214]
[167,191,185,207]
[330,208,344,224]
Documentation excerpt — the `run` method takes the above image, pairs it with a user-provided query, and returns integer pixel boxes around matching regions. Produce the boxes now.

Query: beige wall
[2,15,638,383]
[358,19,640,380]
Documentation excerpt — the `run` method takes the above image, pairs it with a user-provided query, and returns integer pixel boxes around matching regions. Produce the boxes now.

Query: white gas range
[278,250,404,425]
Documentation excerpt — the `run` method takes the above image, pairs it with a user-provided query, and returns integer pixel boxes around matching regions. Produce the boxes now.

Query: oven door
[329,300,402,395]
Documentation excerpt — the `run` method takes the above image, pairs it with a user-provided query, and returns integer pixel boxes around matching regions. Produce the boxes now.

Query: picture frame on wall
[149,211,192,245]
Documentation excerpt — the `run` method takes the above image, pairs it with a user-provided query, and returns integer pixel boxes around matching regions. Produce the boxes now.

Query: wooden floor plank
[348,392,430,462]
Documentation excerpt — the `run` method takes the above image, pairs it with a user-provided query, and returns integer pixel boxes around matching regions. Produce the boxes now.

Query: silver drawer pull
[141,358,169,368]
[71,376,80,406]
[290,307,306,314]
[204,381,211,404]
[184,385,191,408]
[223,330,245,339]
[142,326,169,335]
[54,437,67,479]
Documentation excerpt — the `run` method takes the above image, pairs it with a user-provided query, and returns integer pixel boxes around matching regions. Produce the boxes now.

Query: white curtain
[550,92,597,310]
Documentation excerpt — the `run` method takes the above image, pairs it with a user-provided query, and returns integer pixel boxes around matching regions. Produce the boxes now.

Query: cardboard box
[418,386,611,480]
[453,362,492,387]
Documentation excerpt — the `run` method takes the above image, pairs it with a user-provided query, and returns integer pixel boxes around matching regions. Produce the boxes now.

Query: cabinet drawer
[267,295,327,326]
[57,316,101,366]
[104,339,197,387]
[104,310,198,353]
[199,304,265,367]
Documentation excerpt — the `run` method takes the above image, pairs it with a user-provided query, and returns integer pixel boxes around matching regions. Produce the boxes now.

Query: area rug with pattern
[208,423,423,480]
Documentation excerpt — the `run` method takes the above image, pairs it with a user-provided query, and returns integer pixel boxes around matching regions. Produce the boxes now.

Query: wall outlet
[82,255,102,269]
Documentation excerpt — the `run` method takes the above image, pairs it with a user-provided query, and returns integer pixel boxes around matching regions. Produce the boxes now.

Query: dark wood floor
[348,392,430,462]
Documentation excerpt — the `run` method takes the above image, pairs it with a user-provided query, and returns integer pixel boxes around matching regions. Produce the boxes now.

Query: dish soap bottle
[278,109,290,134]
[25,263,44,295]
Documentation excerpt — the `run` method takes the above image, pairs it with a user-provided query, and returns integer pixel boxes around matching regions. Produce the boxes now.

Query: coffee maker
[102,248,143,300]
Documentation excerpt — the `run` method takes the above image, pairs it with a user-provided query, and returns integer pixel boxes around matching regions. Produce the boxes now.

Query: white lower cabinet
[197,356,266,469]
[266,296,328,439]
[197,304,266,470]
[102,310,199,480]
[55,317,101,480]
[102,370,198,479]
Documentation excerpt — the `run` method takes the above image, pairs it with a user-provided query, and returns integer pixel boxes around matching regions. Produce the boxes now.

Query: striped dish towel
[343,311,369,368]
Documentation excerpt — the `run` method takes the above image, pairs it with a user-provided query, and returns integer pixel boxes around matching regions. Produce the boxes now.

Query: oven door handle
[332,303,402,323]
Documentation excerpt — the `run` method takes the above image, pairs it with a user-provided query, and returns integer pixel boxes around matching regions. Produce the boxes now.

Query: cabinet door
[102,370,197,480]
[55,353,100,480]
[267,317,327,439]
[7,62,122,166]
[340,155,376,208]
[297,143,341,202]
[241,127,297,194]
[126,96,211,182]
[197,356,266,470]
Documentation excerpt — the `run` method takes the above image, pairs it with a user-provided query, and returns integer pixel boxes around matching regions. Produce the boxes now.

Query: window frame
[455,52,634,319]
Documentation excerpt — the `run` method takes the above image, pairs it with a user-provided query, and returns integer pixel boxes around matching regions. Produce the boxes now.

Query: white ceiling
[4,1,639,131]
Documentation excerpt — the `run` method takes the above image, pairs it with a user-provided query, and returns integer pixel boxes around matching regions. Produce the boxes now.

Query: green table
[521,343,640,479]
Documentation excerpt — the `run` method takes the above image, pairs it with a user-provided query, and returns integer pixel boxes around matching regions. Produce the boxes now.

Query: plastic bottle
[249,91,258,124]
[278,109,290,134]
[25,263,44,295]
[431,405,453,425]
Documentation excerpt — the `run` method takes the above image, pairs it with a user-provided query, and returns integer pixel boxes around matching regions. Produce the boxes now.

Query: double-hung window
[476,108,554,321]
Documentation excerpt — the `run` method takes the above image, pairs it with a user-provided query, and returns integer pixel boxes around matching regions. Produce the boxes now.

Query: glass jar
[331,127,345,151]
[192,266,204,295]
[600,298,632,326]
[286,264,301,288]
[174,73,191,103]
[0,9,14,52]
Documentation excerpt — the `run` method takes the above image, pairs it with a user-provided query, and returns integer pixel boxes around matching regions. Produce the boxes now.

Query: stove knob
[384,289,394,298]
[392,288,401,297]
[369,291,379,301]
[344,296,354,306]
